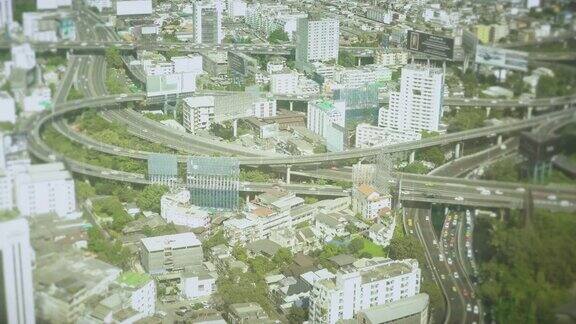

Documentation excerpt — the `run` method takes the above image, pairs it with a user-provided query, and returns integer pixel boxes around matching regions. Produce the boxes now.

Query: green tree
[483,158,519,182]
[268,29,290,44]
[105,48,124,69]
[447,107,486,133]
[388,235,424,261]
[338,51,356,67]
[136,185,168,213]
[402,162,429,174]
[348,237,365,254]
[417,147,445,166]
[287,305,308,324]
[272,248,293,267]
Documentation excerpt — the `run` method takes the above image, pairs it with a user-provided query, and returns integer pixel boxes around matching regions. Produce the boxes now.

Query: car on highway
[453,272,459,279]
[447,257,453,265]
[516,187,526,193]
[547,194,557,201]
[452,286,457,293]
[467,304,472,312]
[454,196,464,201]
[560,200,570,207]
[473,305,479,314]
[480,189,491,196]
[438,253,443,261]
[495,190,503,195]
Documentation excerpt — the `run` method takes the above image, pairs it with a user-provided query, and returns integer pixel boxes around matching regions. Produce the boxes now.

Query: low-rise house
[228,303,273,324]
[352,184,392,220]
[314,213,351,242]
[182,267,217,300]
[367,216,396,247]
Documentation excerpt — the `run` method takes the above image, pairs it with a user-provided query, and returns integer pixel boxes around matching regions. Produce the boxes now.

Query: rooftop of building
[117,271,151,288]
[140,232,201,252]
[358,293,429,322]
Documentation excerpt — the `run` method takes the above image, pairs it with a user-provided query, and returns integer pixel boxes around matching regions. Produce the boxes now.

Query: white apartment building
[37,0,72,10]
[375,49,409,67]
[224,190,304,244]
[116,272,156,316]
[0,91,16,124]
[193,0,223,44]
[0,169,12,211]
[378,64,444,143]
[245,3,306,40]
[355,123,390,148]
[84,0,112,12]
[252,97,277,118]
[160,189,210,228]
[308,258,421,324]
[270,71,299,95]
[227,0,246,18]
[11,43,36,71]
[0,217,35,324]
[0,0,13,29]
[15,162,76,218]
[366,8,405,24]
[295,18,339,63]
[140,232,203,274]
[182,269,217,299]
[332,65,391,89]
[182,96,215,134]
[352,184,392,220]
[307,99,345,137]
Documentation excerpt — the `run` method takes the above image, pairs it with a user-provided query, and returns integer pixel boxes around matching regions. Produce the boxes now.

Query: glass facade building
[147,154,179,187]
[186,157,240,210]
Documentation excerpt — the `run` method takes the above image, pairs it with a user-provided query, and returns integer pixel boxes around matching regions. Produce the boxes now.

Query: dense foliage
[478,210,576,323]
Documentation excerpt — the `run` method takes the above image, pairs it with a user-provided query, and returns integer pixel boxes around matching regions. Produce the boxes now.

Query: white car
[447,257,453,265]
[547,194,557,201]
[560,200,570,207]
[495,190,503,195]
[453,272,459,279]
[438,254,444,261]
[455,196,464,201]
[473,305,479,314]
[516,187,526,193]
[466,304,472,312]
[480,189,491,196]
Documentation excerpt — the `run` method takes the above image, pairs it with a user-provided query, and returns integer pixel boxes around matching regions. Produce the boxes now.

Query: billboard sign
[475,45,529,72]
[407,30,454,60]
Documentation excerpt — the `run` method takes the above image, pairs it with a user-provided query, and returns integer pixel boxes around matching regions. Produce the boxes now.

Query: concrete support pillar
[246,194,250,203]
[564,104,569,110]
[232,119,238,137]
[486,106,492,118]
[455,142,462,159]
[527,106,534,119]
[357,57,362,66]
[409,151,415,164]
[289,101,294,111]
[497,134,503,146]
[286,165,291,184]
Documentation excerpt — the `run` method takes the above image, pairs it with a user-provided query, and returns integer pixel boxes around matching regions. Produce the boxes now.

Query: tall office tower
[193,0,223,44]
[186,157,239,210]
[0,0,12,30]
[295,17,339,64]
[0,217,35,324]
[378,64,444,142]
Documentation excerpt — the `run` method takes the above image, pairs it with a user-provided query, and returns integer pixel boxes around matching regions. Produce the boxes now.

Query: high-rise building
[193,0,223,44]
[186,157,239,210]
[182,96,215,134]
[308,258,421,324]
[295,17,339,64]
[307,99,346,152]
[147,153,179,187]
[378,64,444,142]
[11,43,36,71]
[0,0,12,30]
[15,162,76,218]
[0,217,35,324]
